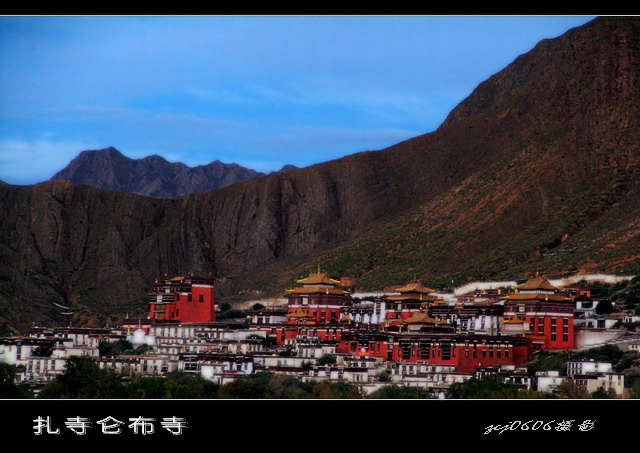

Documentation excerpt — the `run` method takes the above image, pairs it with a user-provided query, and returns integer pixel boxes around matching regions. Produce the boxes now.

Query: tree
[39,356,127,398]
[589,282,612,300]
[556,379,590,399]
[252,303,265,310]
[311,381,362,399]
[32,342,54,358]
[574,344,623,363]
[217,373,274,398]
[595,300,614,315]
[216,309,247,320]
[591,387,616,399]
[0,363,32,398]
[265,374,313,399]
[247,334,277,348]
[99,339,135,356]
[629,379,640,399]
[126,376,168,399]
[318,354,337,366]
[217,373,362,399]
[526,350,571,376]
[368,385,431,399]
[447,374,540,399]
[160,371,219,398]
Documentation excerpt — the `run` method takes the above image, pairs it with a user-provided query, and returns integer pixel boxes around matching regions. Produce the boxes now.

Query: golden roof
[296,268,341,286]
[169,276,185,282]
[394,281,436,294]
[286,310,312,318]
[286,287,348,295]
[385,294,437,301]
[504,293,570,302]
[515,276,561,291]
[400,312,442,325]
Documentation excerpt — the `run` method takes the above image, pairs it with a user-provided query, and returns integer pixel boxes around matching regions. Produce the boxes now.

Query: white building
[566,359,613,376]
[573,373,625,396]
[535,370,565,393]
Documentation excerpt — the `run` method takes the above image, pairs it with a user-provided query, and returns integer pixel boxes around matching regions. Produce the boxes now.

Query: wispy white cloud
[145,112,241,129]
[41,105,151,117]
[0,16,596,184]
[0,138,101,184]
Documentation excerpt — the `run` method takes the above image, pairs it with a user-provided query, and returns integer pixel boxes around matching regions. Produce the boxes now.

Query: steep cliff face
[317,15,640,288]
[1,17,640,332]
[50,147,265,197]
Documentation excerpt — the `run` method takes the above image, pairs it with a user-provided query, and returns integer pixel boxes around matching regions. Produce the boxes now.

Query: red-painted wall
[176,284,215,323]
[149,279,216,323]
[337,336,530,372]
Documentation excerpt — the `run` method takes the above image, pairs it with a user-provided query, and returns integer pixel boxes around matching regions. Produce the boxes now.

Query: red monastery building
[502,275,575,352]
[263,268,354,345]
[337,331,530,373]
[384,281,443,325]
[148,275,216,323]
[285,267,353,325]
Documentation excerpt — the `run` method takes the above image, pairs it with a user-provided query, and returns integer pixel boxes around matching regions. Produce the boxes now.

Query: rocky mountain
[1,17,639,332]
[50,147,265,197]
[275,164,298,173]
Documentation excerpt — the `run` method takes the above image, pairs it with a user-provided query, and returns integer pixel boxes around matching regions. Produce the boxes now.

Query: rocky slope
[1,17,639,332]
[50,147,265,197]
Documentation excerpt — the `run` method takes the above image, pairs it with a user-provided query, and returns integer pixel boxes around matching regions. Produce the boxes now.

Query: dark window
[199,294,204,303]
[442,344,451,361]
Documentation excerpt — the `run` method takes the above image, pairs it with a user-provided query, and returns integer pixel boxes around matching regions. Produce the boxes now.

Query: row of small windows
[176,293,206,302]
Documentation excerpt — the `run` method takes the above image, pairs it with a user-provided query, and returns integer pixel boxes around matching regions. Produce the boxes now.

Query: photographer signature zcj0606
[484,419,596,434]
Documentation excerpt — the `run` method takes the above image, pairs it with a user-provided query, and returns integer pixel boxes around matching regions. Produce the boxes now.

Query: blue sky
[0,15,595,184]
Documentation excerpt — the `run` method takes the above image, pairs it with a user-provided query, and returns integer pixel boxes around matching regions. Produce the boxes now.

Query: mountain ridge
[2,16,640,332]
[50,147,267,197]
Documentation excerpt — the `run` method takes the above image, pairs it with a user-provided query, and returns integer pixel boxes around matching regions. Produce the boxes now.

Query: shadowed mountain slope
[1,17,639,332]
